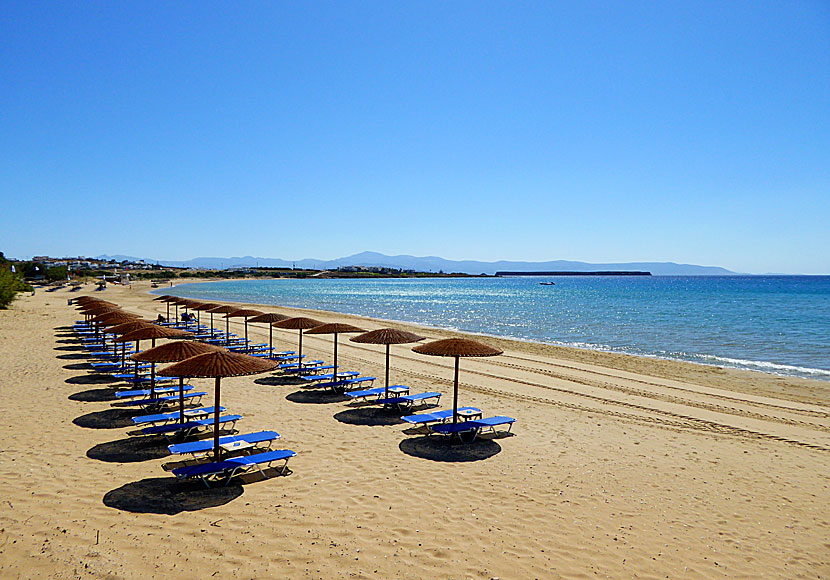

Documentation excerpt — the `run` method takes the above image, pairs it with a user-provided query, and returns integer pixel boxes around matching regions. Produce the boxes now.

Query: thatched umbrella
[412,338,502,426]
[351,328,425,399]
[247,313,289,358]
[272,317,322,373]
[190,302,221,334]
[114,325,191,396]
[88,308,137,343]
[105,319,153,367]
[159,351,278,460]
[206,305,239,343]
[74,296,108,305]
[224,309,263,352]
[305,323,364,382]
[132,341,225,423]
[82,304,123,330]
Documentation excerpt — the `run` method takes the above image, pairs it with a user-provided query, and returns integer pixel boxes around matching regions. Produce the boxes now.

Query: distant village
[4,255,481,286]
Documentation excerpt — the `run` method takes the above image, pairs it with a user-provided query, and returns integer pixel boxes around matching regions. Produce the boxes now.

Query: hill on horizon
[95,251,738,276]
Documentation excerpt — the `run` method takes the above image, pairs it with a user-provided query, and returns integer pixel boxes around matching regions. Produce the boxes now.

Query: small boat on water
[539,282,555,286]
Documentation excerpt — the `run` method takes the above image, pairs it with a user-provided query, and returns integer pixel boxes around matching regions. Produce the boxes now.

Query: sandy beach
[1,280,828,580]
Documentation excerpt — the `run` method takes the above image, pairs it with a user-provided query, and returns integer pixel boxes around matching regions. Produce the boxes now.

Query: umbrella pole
[385,344,390,398]
[333,333,338,383]
[150,362,156,398]
[134,340,140,378]
[298,330,303,373]
[269,325,273,358]
[225,316,229,345]
[121,341,126,370]
[179,378,185,424]
[175,303,179,325]
[452,356,459,426]
[213,377,221,461]
[244,318,249,352]
[166,301,170,322]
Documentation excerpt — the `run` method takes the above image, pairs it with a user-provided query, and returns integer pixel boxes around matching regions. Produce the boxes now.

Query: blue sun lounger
[171,449,296,487]
[115,385,193,399]
[131,406,226,425]
[279,360,324,372]
[300,371,359,382]
[296,365,338,376]
[429,416,516,441]
[345,385,409,401]
[141,414,242,439]
[316,376,377,393]
[378,391,442,411]
[400,407,483,426]
[118,391,207,409]
[167,430,281,456]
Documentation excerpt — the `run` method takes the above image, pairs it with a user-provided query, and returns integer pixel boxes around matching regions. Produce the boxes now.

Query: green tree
[0,265,32,309]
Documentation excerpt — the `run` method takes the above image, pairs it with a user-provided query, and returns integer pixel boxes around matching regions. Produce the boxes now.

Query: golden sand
[0,281,828,579]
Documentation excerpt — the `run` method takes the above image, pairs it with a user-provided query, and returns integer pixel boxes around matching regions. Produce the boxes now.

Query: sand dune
[0,281,828,579]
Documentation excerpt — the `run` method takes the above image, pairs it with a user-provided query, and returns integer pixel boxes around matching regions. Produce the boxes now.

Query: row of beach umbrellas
[74,293,504,464]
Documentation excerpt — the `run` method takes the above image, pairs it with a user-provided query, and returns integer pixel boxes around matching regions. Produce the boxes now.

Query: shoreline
[158,277,830,393]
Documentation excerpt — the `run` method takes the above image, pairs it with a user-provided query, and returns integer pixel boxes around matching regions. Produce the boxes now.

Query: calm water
[156,276,830,381]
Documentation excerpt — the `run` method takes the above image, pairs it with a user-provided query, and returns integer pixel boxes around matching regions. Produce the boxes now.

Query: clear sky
[1,2,828,274]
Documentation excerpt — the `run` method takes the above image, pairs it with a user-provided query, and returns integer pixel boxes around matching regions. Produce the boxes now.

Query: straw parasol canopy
[102,319,151,367]
[305,323,364,382]
[117,325,191,346]
[97,313,144,327]
[159,351,278,460]
[82,304,123,316]
[272,317,323,372]
[132,341,225,423]
[106,320,153,334]
[351,328,425,397]
[112,325,191,395]
[75,297,114,307]
[224,309,264,352]
[206,305,239,342]
[412,338,503,426]
[247,313,290,358]
[190,301,221,329]
[74,296,100,304]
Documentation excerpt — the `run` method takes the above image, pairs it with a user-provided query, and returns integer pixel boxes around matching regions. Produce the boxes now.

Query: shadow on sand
[63,362,93,371]
[55,349,88,356]
[65,374,121,385]
[254,376,305,387]
[69,386,120,402]
[87,435,170,463]
[333,407,405,427]
[285,389,349,405]
[103,477,243,514]
[73,408,135,429]
[399,436,501,462]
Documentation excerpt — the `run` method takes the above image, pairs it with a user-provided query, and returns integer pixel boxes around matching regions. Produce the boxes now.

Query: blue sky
[1,1,828,273]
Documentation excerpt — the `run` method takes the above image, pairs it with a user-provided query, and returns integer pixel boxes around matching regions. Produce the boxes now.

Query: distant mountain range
[95,251,737,276]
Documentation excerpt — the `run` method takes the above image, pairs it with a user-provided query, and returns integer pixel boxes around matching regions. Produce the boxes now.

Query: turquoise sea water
[156,276,830,381]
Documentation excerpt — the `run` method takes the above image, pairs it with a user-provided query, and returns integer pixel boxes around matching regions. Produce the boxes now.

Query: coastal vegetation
[0,252,32,308]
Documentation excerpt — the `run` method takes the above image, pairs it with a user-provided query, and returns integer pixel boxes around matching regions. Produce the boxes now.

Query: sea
[155,276,830,381]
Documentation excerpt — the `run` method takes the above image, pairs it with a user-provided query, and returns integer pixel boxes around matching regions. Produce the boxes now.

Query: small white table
[220,440,254,453]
